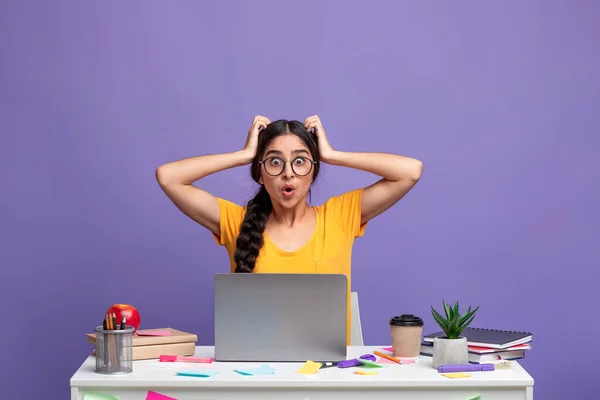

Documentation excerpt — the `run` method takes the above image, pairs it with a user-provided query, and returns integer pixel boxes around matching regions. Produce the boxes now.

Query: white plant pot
[432,336,468,369]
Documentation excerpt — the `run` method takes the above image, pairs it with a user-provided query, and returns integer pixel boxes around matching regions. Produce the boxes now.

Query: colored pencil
[374,350,400,364]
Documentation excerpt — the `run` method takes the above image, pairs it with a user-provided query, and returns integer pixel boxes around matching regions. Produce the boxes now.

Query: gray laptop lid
[214,273,347,362]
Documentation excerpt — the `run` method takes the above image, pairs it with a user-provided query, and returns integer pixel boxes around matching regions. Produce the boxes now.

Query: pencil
[111,312,121,369]
[374,351,400,364]
[103,314,110,367]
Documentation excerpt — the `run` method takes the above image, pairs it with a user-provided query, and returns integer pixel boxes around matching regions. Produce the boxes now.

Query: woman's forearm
[156,150,253,186]
[326,150,423,182]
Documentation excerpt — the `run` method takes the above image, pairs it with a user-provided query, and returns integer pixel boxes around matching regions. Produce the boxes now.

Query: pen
[437,363,495,373]
[117,315,125,369]
[374,351,400,364]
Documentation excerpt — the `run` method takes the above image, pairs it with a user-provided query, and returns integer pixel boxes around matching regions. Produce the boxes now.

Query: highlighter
[437,363,494,373]
[337,354,376,368]
[159,355,213,363]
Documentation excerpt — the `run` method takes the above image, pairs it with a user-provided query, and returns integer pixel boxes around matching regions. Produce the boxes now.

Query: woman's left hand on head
[304,115,335,163]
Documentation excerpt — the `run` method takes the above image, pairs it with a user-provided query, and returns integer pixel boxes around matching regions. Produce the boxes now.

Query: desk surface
[70,346,534,389]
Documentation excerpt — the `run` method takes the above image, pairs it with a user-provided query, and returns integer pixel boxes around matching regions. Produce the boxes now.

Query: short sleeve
[323,188,367,240]
[212,198,245,246]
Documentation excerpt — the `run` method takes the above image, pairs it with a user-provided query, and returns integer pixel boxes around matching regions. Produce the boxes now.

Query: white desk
[70,346,534,400]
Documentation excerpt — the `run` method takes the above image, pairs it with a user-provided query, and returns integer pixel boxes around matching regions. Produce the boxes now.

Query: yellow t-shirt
[213,188,367,345]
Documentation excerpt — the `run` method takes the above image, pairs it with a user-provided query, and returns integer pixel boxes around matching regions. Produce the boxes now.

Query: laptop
[214,273,348,362]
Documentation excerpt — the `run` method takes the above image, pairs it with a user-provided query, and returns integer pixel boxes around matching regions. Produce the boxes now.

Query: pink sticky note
[146,391,177,400]
[382,347,393,352]
[136,329,173,336]
[376,357,398,364]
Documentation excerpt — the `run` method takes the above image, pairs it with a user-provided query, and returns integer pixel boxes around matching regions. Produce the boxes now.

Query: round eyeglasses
[259,156,316,177]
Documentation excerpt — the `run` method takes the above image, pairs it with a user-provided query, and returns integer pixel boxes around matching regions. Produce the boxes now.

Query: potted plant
[430,300,479,368]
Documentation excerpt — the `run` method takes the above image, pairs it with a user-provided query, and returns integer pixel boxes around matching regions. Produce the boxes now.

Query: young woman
[156,115,423,344]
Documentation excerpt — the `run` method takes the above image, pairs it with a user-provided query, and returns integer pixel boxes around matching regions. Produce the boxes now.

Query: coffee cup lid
[389,314,423,326]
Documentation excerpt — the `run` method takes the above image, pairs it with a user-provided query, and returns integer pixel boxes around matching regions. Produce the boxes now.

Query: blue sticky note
[176,370,219,378]
[234,364,276,376]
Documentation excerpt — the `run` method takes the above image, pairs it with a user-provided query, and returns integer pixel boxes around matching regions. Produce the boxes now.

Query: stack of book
[419,327,532,364]
[86,328,198,360]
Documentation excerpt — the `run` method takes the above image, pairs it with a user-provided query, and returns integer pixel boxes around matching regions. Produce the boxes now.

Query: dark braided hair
[233,120,321,273]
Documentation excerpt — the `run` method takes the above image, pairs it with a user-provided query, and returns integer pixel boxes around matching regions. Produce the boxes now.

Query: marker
[437,363,495,373]
[337,354,376,368]
[319,361,339,369]
[120,316,126,330]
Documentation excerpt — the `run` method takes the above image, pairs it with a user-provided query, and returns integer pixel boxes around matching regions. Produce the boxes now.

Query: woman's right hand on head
[242,115,271,161]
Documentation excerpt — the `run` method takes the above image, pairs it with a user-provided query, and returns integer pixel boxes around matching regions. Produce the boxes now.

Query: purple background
[1,1,598,398]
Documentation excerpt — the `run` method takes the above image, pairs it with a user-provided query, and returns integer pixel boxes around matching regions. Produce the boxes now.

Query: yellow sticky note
[355,370,378,375]
[295,360,322,374]
[441,372,471,379]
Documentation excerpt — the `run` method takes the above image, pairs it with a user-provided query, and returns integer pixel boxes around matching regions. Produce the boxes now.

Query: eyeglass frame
[258,156,317,177]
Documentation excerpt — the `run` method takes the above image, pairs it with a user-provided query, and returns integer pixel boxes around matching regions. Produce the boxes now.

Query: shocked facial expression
[258,134,317,208]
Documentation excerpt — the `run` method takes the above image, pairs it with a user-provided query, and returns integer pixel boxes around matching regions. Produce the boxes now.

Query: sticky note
[295,360,322,374]
[176,370,219,378]
[234,365,276,376]
[146,391,177,400]
[358,359,383,368]
[382,347,393,352]
[468,395,482,400]
[83,392,119,400]
[355,370,378,375]
[376,357,397,364]
[136,329,173,336]
[441,372,471,379]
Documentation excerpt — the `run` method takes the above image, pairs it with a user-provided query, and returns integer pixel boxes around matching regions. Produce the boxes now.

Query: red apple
[106,304,141,332]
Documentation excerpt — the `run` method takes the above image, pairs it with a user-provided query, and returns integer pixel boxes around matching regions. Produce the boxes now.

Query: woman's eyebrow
[264,149,309,156]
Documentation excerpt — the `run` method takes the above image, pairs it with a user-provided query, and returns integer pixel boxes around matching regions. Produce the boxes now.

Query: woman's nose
[282,161,293,178]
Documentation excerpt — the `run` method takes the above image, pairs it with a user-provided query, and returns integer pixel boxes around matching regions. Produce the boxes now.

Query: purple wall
[2,1,598,398]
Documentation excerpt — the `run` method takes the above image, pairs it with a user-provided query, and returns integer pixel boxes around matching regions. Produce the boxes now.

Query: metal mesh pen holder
[94,325,134,374]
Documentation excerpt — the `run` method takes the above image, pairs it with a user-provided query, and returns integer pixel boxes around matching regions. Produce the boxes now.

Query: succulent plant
[431,300,479,339]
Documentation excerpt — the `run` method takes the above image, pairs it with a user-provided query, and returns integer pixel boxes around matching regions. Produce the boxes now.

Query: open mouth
[282,185,295,197]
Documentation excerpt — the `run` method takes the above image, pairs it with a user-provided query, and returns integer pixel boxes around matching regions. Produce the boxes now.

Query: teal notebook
[423,327,532,349]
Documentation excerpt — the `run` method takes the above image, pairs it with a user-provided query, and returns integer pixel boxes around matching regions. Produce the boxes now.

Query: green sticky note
[468,395,482,400]
[358,359,383,368]
[83,392,119,400]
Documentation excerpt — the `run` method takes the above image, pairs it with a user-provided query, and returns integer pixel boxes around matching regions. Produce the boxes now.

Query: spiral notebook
[423,327,532,349]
